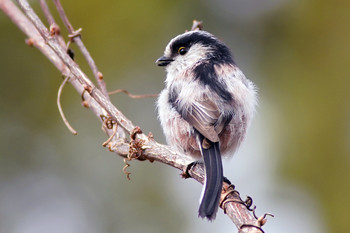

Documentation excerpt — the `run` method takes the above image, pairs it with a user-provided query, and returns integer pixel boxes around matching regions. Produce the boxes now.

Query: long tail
[198,136,223,220]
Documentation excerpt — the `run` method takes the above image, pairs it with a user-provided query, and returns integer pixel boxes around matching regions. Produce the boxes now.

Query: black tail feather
[198,136,223,220]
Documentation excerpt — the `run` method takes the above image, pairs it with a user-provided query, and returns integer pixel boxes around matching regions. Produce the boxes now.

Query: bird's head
[156,31,234,75]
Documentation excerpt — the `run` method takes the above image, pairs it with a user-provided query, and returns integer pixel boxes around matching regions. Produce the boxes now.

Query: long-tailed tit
[156,30,257,220]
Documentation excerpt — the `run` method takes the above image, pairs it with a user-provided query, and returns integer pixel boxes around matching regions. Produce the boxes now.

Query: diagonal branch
[0,1,271,232]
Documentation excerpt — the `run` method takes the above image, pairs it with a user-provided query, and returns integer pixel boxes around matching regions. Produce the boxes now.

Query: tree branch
[52,0,110,99]
[0,1,271,232]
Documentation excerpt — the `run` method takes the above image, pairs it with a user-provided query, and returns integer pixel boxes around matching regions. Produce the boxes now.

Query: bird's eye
[178,47,187,55]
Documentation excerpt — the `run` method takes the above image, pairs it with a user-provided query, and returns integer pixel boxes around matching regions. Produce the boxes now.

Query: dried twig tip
[49,23,60,36]
[258,213,274,227]
[25,38,34,46]
[97,72,103,80]
[191,20,203,31]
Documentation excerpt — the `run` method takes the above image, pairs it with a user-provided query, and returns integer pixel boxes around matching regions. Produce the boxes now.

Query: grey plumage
[156,30,257,220]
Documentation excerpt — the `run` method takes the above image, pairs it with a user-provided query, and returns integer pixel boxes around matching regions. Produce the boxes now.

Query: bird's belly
[163,111,247,159]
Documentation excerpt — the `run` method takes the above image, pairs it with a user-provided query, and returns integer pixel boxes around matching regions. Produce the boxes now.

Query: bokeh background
[1,0,349,232]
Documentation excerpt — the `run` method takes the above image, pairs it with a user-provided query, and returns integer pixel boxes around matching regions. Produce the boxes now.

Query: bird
[156,30,257,220]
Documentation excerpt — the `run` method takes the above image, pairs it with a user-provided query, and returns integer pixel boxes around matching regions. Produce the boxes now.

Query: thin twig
[51,0,73,32]
[39,0,66,49]
[39,0,54,25]
[102,122,118,147]
[190,20,203,31]
[57,76,78,135]
[108,89,159,99]
[52,0,110,99]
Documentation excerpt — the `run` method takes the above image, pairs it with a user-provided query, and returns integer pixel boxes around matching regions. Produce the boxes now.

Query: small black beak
[155,56,174,66]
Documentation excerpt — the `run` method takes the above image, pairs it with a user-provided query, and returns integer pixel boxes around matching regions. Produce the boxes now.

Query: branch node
[239,224,265,233]
[100,115,117,130]
[130,126,142,140]
[129,136,145,160]
[121,126,145,180]
[68,27,82,40]
[25,38,34,46]
[49,23,60,36]
[81,100,89,108]
[190,20,203,31]
[102,118,118,147]
[81,89,89,108]
[57,76,78,135]
[83,84,93,94]
[97,71,103,80]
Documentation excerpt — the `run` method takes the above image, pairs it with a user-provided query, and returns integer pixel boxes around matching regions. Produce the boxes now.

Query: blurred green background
[0,0,349,232]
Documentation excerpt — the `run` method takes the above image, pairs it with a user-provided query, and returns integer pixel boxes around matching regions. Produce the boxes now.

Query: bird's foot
[181,161,203,178]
